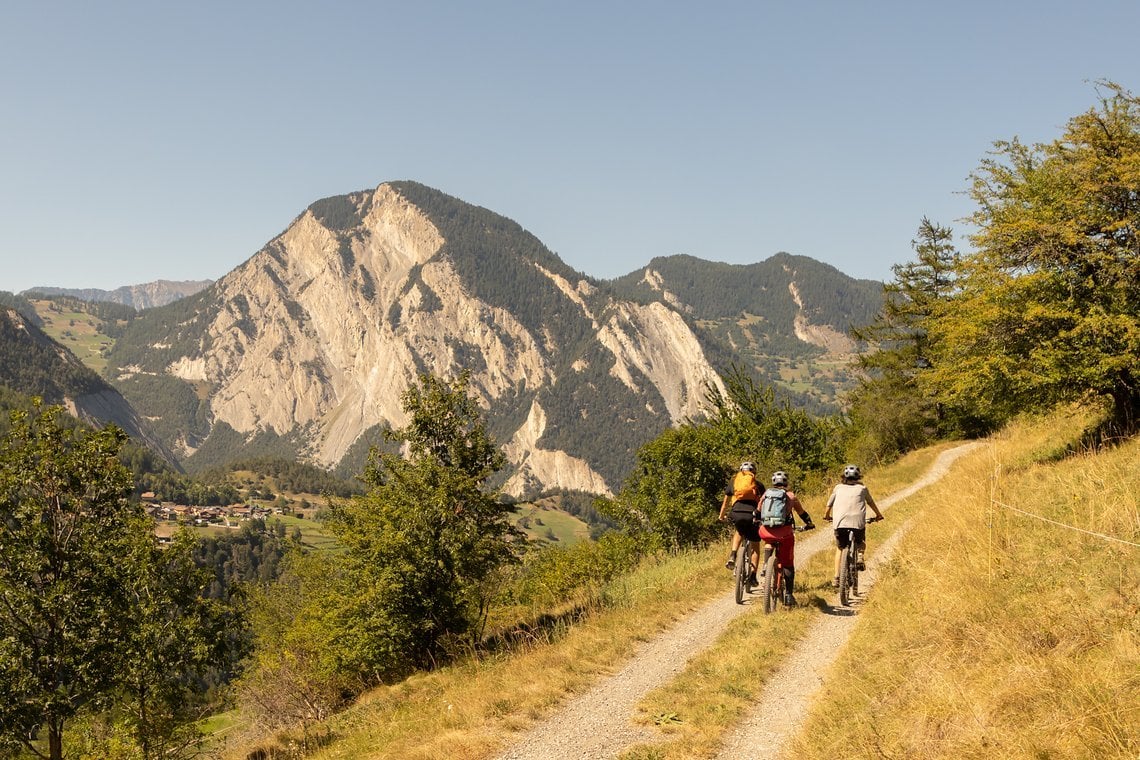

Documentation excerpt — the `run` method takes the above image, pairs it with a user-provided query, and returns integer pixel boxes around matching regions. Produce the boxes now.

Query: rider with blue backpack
[719,465,814,604]
[756,470,814,606]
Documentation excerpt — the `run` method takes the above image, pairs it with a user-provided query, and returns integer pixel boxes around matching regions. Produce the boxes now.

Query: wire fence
[990,498,1140,548]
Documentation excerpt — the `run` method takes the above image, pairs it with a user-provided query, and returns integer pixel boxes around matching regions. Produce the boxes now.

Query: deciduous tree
[925,81,1140,434]
[0,403,136,760]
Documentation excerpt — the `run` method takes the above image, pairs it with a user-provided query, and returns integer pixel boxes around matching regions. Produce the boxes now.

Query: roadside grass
[229,547,728,759]
[222,444,956,759]
[616,442,961,758]
[789,406,1140,759]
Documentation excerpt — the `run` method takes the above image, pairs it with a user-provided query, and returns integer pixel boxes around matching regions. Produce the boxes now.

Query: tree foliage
[0,403,241,760]
[0,403,137,759]
[599,366,843,549]
[846,219,968,461]
[923,81,1140,434]
[240,372,521,720]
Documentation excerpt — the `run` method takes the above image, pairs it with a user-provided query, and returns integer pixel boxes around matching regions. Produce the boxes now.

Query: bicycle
[834,516,882,606]
[734,537,757,605]
[759,524,812,613]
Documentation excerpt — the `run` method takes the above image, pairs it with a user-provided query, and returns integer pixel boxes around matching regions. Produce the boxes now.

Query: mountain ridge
[25,181,882,495]
[22,279,214,310]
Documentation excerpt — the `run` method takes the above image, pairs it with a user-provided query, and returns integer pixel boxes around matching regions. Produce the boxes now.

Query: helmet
[843,464,861,481]
[740,461,755,472]
[771,470,788,487]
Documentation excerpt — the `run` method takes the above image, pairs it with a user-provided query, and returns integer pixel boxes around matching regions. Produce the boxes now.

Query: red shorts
[758,524,795,567]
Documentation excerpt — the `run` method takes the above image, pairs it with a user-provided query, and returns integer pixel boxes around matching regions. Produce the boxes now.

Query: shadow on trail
[809,596,860,617]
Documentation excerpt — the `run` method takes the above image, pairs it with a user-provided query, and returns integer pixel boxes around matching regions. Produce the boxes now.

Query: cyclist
[756,470,814,606]
[718,461,763,586]
[823,464,884,589]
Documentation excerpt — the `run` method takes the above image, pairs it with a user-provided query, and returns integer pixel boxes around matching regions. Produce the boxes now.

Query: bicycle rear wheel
[734,541,748,604]
[761,551,779,613]
[839,545,852,606]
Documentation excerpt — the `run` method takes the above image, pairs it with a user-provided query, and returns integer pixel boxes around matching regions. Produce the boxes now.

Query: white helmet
[771,470,789,487]
[843,464,861,481]
[740,461,755,472]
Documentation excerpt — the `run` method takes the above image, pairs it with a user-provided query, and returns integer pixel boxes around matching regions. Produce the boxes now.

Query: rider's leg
[782,565,796,606]
[726,529,742,569]
[855,527,867,570]
[774,527,797,605]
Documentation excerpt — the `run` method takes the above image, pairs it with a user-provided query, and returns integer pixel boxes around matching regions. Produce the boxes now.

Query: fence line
[990,498,1140,548]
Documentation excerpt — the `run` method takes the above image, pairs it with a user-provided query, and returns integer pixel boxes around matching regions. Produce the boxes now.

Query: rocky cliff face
[110,183,725,496]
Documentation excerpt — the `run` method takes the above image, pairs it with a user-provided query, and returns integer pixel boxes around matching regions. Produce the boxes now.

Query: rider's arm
[823,489,836,521]
[718,492,732,520]
[788,492,814,528]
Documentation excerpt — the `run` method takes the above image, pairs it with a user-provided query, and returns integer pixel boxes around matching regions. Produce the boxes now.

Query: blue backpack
[758,487,790,527]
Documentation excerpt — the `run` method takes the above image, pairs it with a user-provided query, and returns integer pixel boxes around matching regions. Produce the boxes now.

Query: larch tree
[924,81,1140,434]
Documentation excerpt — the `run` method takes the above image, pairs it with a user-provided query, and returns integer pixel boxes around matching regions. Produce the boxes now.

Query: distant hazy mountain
[23,279,213,309]
[0,307,175,462]
[100,181,883,495]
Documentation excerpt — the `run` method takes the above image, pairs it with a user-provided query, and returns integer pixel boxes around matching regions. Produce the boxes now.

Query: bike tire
[762,551,779,613]
[734,541,748,604]
[839,545,851,606]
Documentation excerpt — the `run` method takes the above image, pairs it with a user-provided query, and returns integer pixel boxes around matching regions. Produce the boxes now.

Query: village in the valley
[141,491,311,541]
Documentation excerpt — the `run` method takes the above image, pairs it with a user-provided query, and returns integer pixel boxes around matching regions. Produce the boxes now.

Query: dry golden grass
[789,407,1140,759]
[221,443,960,759]
[229,548,729,760]
[614,442,955,759]
[221,412,1139,759]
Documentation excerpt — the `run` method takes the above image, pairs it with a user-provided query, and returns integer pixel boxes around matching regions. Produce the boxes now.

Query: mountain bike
[759,525,812,613]
[734,538,757,605]
[836,517,881,606]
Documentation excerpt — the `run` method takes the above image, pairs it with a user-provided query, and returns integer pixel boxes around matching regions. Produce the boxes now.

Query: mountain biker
[719,461,763,586]
[756,470,814,606]
[823,464,884,589]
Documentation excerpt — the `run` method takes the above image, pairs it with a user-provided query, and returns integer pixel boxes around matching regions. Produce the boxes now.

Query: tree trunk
[49,721,63,760]
[1111,374,1139,437]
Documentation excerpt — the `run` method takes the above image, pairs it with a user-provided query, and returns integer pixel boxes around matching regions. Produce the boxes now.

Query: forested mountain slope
[0,307,173,460]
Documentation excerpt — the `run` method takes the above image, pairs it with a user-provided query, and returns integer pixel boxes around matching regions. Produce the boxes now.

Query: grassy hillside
[215,407,1138,759]
[789,408,1139,759]
[26,298,121,374]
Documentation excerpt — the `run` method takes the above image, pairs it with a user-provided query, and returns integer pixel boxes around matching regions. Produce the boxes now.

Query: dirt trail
[493,444,982,760]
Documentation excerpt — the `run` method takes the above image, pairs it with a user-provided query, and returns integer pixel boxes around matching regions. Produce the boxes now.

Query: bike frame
[836,526,862,606]
[734,537,758,605]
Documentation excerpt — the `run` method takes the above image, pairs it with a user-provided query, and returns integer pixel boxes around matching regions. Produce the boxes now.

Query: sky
[3,1,1139,294]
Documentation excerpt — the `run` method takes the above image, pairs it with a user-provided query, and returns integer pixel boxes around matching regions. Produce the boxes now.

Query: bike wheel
[734,541,748,604]
[852,547,861,596]
[838,545,851,606]
[762,551,779,613]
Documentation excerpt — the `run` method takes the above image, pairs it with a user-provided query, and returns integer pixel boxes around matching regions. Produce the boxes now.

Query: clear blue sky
[3,1,1138,294]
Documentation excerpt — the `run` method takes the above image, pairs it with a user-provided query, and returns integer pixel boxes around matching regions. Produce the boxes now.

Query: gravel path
[493,444,981,760]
